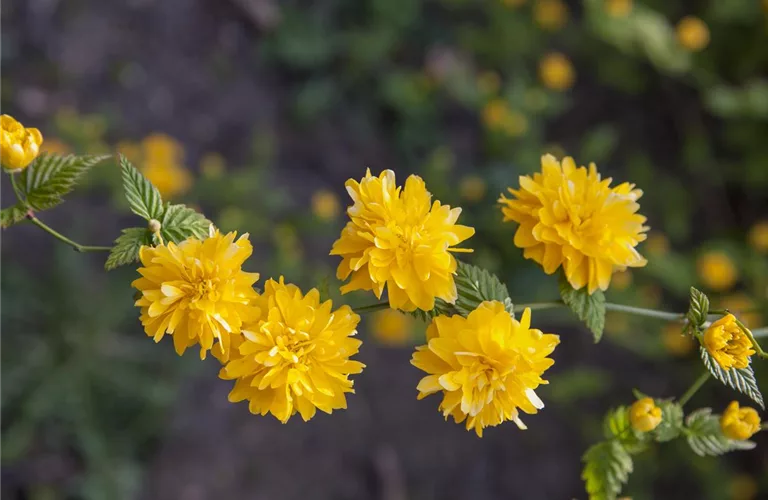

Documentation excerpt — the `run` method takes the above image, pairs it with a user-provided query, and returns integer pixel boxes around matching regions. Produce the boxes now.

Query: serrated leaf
[120,155,164,221]
[160,203,211,243]
[17,153,109,212]
[104,228,151,271]
[453,261,514,317]
[700,347,764,409]
[1,204,27,228]
[685,287,710,331]
[652,401,684,442]
[409,299,458,323]
[685,408,756,457]
[582,440,633,500]
[559,273,606,342]
[603,406,647,453]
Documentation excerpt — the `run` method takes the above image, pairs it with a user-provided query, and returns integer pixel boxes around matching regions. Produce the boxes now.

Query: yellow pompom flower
[534,0,568,31]
[311,189,341,221]
[720,401,761,441]
[132,229,260,361]
[748,221,768,253]
[411,302,559,436]
[140,133,192,200]
[499,155,648,294]
[1,114,43,172]
[371,309,413,346]
[331,169,475,312]
[539,52,576,92]
[676,16,710,52]
[629,397,662,432]
[697,250,737,291]
[221,277,364,423]
[703,314,755,370]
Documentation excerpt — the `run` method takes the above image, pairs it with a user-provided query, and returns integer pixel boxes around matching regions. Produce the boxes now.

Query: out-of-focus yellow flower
[331,169,474,312]
[143,133,182,164]
[221,277,364,423]
[629,397,662,432]
[729,474,758,500]
[1,114,43,171]
[502,0,527,7]
[697,251,738,291]
[482,99,509,129]
[132,229,260,361]
[534,0,568,31]
[605,0,632,17]
[500,155,648,294]
[720,401,761,441]
[612,270,632,291]
[748,221,768,253]
[502,110,529,137]
[371,309,412,346]
[40,138,70,155]
[459,175,487,203]
[703,314,755,370]
[539,52,575,91]
[644,232,670,257]
[661,323,695,357]
[477,71,501,95]
[721,294,762,329]
[676,16,710,52]
[200,152,226,179]
[140,133,192,199]
[311,189,341,221]
[411,303,559,436]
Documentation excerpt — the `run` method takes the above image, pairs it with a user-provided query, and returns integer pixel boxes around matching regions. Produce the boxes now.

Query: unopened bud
[148,219,162,233]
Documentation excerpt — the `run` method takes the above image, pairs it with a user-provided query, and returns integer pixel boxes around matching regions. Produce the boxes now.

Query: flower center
[191,278,220,302]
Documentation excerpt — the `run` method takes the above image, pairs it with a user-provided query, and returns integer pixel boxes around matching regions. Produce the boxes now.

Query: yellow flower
[482,99,509,129]
[200,152,226,179]
[459,175,487,203]
[629,397,662,432]
[502,110,529,137]
[371,309,413,346]
[143,133,183,164]
[331,169,475,312]
[729,474,758,500]
[703,314,755,370]
[311,189,341,221]
[748,221,768,253]
[1,114,43,171]
[539,52,575,91]
[499,155,648,294]
[697,251,737,291]
[220,277,364,423]
[661,323,695,357]
[411,302,559,436]
[132,229,260,361]
[720,401,761,441]
[644,232,670,257]
[534,0,568,31]
[605,0,632,17]
[140,133,192,200]
[676,16,710,52]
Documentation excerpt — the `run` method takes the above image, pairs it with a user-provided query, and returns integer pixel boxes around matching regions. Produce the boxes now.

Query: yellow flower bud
[1,114,43,172]
[676,16,710,52]
[697,250,737,291]
[539,52,575,92]
[720,401,761,441]
[629,397,662,432]
[703,314,755,370]
[311,189,341,221]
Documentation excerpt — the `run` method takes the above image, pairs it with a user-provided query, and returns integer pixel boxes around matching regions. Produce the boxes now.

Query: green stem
[9,173,25,201]
[352,302,391,315]
[28,216,111,253]
[678,372,710,407]
[515,300,684,321]
[733,318,768,359]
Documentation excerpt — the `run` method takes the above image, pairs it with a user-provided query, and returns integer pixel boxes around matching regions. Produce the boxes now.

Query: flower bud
[720,401,761,441]
[629,397,662,432]
[148,219,162,234]
[1,114,43,172]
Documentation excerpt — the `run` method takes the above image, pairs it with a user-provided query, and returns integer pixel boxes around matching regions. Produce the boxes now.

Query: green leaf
[1,204,27,228]
[160,203,211,243]
[17,153,109,212]
[559,273,606,342]
[582,440,633,500]
[104,228,152,271]
[603,406,646,454]
[700,347,764,409]
[452,261,514,317]
[684,408,757,457]
[409,299,459,323]
[685,287,710,333]
[652,400,684,442]
[120,155,163,221]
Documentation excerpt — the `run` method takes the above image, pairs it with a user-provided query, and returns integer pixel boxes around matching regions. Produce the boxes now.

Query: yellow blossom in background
[459,175,487,203]
[1,114,43,171]
[676,16,710,52]
[40,138,71,155]
[200,152,226,179]
[644,232,670,257]
[729,474,758,500]
[500,155,648,294]
[697,250,738,291]
[539,53,575,91]
[721,294,762,329]
[140,133,192,200]
[720,401,761,441]
[534,0,568,31]
[748,220,768,253]
[703,314,755,370]
[605,0,632,17]
[371,309,413,346]
[331,169,474,312]
[143,133,182,164]
[477,71,501,95]
[629,397,662,432]
[221,277,364,423]
[502,110,529,137]
[482,99,509,129]
[612,270,632,291]
[132,229,260,361]
[661,323,695,357]
[311,189,341,221]
[411,302,559,436]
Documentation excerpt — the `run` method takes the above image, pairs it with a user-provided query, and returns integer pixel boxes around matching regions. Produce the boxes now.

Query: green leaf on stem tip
[684,408,756,457]
[559,273,606,342]
[120,155,164,221]
[700,347,764,409]
[652,400,684,442]
[18,153,109,212]
[105,228,151,271]
[602,406,646,454]
[582,439,633,500]
[159,203,211,243]
[453,261,514,317]
[685,287,710,334]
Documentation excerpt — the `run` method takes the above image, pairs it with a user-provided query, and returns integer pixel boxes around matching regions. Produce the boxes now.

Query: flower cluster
[1,114,43,172]
[703,314,755,370]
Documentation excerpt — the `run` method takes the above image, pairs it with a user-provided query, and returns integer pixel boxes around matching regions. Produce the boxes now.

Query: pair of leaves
[559,273,606,342]
[684,287,709,336]
[684,408,756,457]
[104,156,211,270]
[1,154,109,227]
[581,440,633,500]
[700,347,764,409]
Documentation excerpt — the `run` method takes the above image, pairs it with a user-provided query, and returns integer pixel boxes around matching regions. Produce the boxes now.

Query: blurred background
[2,0,768,498]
